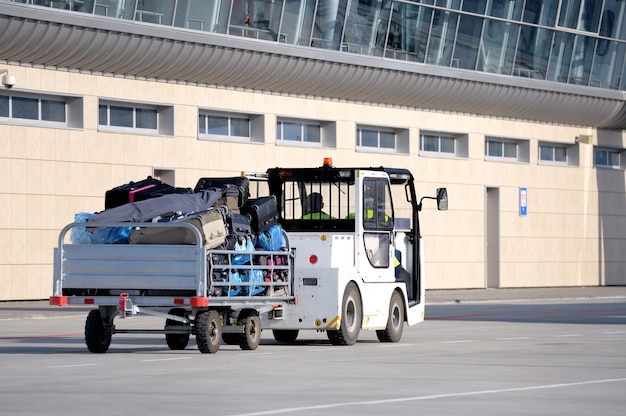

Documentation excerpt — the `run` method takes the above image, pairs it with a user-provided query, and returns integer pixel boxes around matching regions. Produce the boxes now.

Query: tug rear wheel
[327,282,362,346]
[195,310,221,354]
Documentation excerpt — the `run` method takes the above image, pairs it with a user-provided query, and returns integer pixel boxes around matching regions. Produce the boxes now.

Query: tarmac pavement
[2,286,626,321]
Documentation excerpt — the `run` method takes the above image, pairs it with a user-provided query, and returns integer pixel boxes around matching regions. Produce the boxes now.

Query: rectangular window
[539,144,568,163]
[420,133,456,154]
[0,93,69,125]
[99,100,171,135]
[199,112,251,140]
[277,120,321,144]
[357,127,397,151]
[594,148,621,168]
[486,139,518,160]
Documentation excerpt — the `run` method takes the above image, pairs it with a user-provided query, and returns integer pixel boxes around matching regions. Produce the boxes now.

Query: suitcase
[105,177,192,209]
[128,209,227,249]
[225,211,253,237]
[193,177,250,208]
[240,196,279,233]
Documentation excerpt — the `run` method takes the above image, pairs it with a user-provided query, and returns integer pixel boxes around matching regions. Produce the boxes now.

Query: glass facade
[18,0,626,90]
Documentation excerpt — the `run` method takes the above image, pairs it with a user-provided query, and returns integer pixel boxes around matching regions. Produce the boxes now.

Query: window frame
[198,111,251,142]
[484,137,529,163]
[98,99,172,136]
[594,147,622,169]
[0,92,74,127]
[538,142,568,165]
[276,118,323,147]
[356,126,399,153]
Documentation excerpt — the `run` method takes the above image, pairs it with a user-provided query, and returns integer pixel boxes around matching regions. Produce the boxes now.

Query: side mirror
[436,188,448,211]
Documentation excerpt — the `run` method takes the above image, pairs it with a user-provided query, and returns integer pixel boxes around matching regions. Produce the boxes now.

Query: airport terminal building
[1,0,626,300]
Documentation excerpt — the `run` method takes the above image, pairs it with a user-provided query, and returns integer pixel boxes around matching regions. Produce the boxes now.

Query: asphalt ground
[2,286,626,320]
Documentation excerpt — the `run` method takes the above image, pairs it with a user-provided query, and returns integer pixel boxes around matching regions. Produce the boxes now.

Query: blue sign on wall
[520,187,528,216]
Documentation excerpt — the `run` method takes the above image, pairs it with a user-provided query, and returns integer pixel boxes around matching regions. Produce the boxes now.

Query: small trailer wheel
[195,310,221,354]
[85,309,111,353]
[239,312,261,350]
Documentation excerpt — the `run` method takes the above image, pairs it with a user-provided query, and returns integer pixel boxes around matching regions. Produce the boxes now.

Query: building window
[99,100,173,135]
[485,139,518,160]
[277,120,321,144]
[539,143,568,164]
[357,127,396,151]
[199,112,250,139]
[594,148,621,169]
[420,133,455,154]
[0,93,67,124]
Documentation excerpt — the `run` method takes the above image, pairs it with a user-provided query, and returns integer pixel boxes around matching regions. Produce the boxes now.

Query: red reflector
[309,255,318,264]
[174,298,184,305]
[49,296,67,306]
[84,299,95,304]
[190,297,209,307]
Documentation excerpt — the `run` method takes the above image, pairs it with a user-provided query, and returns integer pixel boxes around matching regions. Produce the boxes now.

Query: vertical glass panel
[594,149,608,166]
[136,108,158,129]
[343,0,387,55]
[135,0,175,25]
[312,0,348,50]
[0,95,9,117]
[609,151,620,167]
[454,14,482,69]
[231,117,250,137]
[427,9,458,66]
[94,0,134,19]
[282,122,302,141]
[487,0,522,20]
[436,0,460,9]
[98,104,108,126]
[487,140,502,157]
[606,0,626,41]
[569,35,595,85]
[423,134,438,151]
[547,31,575,82]
[515,26,552,79]
[592,40,625,89]
[580,0,602,32]
[539,145,553,161]
[397,3,432,63]
[198,114,206,134]
[175,0,231,33]
[12,97,38,120]
[524,0,558,26]
[558,0,582,28]
[462,0,486,14]
[441,136,455,153]
[360,129,378,147]
[478,19,518,74]
[74,0,95,13]
[229,0,284,41]
[555,146,567,162]
[41,99,66,122]
[304,124,321,143]
[281,0,317,45]
[503,141,517,158]
[110,105,134,127]
[207,115,229,135]
[379,131,395,149]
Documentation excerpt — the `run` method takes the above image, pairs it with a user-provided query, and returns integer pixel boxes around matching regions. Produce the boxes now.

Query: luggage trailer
[50,221,296,353]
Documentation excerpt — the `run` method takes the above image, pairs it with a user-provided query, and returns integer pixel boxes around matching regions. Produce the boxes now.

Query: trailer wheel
[327,282,362,346]
[85,309,111,353]
[195,310,221,354]
[165,308,190,350]
[376,291,404,343]
[272,330,299,343]
[239,311,261,350]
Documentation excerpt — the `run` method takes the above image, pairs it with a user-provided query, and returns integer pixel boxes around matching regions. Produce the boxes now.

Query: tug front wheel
[376,290,404,343]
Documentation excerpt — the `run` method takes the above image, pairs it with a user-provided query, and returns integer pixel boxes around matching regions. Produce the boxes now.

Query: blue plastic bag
[232,236,255,265]
[255,224,283,252]
[70,212,131,244]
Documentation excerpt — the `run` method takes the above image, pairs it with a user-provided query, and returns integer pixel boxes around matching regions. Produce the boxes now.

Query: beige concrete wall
[1,66,625,300]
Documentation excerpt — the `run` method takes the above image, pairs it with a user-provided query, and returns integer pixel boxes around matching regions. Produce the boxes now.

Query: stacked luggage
[71,175,286,297]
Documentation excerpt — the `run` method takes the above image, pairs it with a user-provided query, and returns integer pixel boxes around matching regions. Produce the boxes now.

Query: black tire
[272,329,299,343]
[85,309,111,353]
[239,312,261,350]
[376,291,404,343]
[327,282,362,346]
[165,308,190,350]
[195,310,221,354]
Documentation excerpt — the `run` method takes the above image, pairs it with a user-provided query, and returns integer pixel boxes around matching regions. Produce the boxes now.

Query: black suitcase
[193,177,250,208]
[240,196,279,233]
[226,211,253,237]
[105,177,192,209]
